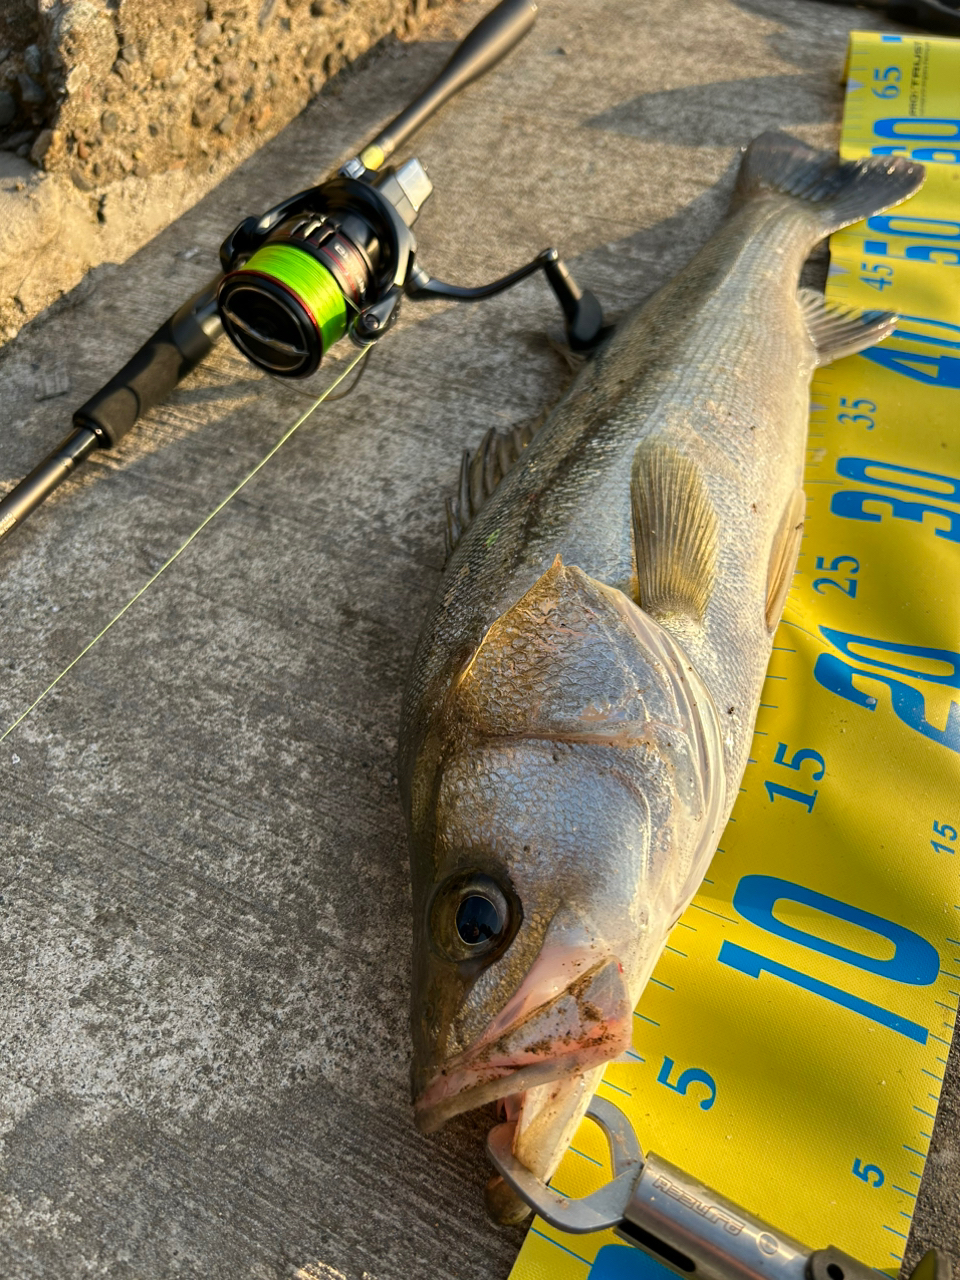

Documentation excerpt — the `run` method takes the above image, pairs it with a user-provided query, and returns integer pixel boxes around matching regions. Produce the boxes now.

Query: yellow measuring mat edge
[510,30,960,1280]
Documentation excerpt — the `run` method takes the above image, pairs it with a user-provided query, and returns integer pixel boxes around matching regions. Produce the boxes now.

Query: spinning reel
[215,152,603,379]
[0,0,605,541]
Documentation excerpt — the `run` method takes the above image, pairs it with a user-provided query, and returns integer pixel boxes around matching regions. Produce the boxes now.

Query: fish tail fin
[734,130,924,235]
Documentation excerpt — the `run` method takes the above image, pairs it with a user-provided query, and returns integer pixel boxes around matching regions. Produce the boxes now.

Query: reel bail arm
[487,1097,952,1280]
[406,248,608,352]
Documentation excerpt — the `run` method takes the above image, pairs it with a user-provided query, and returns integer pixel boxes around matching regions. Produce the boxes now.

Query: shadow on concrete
[586,72,835,149]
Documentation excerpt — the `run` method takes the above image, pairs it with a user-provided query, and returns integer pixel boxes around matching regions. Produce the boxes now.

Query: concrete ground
[0,1,956,1277]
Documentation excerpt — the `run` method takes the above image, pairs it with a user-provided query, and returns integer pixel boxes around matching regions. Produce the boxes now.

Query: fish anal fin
[444,417,540,558]
[631,442,718,624]
[798,288,898,366]
[766,488,806,631]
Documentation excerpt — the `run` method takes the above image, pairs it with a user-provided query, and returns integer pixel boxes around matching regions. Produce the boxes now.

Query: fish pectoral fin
[445,415,545,558]
[766,487,806,631]
[631,441,718,623]
[798,289,898,367]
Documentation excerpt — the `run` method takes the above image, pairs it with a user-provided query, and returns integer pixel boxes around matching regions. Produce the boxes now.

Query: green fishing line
[242,244,348,352]
[0,346,368,746]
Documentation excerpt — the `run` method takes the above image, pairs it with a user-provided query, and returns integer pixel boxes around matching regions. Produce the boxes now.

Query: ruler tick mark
[690,902,738,924]
[569,1145,603,1167]
[633,1012,660,1026]
[904,1146,927,1158]
[602,1079,634,1098]
[892,1186,917,1199]
[529,1227,590,1268]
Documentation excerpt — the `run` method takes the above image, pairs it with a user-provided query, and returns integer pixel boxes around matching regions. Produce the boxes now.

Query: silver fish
[399,132,924,1220]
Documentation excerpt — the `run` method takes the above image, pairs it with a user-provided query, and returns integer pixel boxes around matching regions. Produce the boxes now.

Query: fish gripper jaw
[487,1097,952,1280]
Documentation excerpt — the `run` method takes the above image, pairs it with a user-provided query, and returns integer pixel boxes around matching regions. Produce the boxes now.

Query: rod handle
[73,276,224,447]
[358,0,538,170]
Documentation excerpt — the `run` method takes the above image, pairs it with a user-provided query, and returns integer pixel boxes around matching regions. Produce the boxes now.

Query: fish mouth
[413,950,632,1134]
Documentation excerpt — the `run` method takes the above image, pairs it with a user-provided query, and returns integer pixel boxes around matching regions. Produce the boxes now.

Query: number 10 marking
[718,876,939,1043]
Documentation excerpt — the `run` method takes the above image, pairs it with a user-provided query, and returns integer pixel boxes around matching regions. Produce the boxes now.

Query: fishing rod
[487,1096,953,1280]
[0,0,605,544]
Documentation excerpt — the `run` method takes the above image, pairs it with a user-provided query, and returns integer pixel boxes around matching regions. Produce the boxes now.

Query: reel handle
[352,0,538,172]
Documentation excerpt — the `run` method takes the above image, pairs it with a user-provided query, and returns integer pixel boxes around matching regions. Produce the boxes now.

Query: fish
[398,131,924,1221]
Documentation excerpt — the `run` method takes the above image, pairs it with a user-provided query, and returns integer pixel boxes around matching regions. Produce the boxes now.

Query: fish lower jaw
[413,956,633,1134]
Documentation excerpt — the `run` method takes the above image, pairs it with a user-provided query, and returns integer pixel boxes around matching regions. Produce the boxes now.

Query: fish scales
[399,131,924,1221]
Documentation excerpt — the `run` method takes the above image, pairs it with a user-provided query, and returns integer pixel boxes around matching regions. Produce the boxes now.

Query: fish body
[398,132,923,1216]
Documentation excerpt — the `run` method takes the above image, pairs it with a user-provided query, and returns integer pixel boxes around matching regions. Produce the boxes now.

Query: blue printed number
[774,742,826,779]
[853,1158,885,1187]
[831,456,960,544]
[871,117,960,164]
[657,1056,717,1111]
[813,627,960,754]
[719,875,939,1044]
[859,314,960,389]
[764,743,825,813]
[732,877,939,983]
[871,67,900,100]
[931,820,957,857]
[862,213,960,268]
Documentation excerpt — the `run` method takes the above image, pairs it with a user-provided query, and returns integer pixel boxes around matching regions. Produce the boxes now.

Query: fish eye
[430,872,518,965]
[456,894,502,946]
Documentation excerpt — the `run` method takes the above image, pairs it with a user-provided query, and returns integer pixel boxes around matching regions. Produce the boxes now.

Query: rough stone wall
[0,0,451,184]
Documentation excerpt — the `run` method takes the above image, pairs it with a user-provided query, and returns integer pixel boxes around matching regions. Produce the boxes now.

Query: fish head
[404,557,725,1186]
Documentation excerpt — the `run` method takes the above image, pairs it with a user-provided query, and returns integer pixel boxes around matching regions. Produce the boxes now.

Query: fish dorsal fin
[798,288,898,366]
[631,441,718,624]
[766,487,806,631]
[444,420,539,557]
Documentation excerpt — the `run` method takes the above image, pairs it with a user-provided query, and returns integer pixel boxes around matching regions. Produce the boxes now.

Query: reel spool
[216,159,428,378]
[215,152,607,378]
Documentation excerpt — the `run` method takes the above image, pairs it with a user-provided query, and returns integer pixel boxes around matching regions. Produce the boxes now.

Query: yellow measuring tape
[510,30,960,1280]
